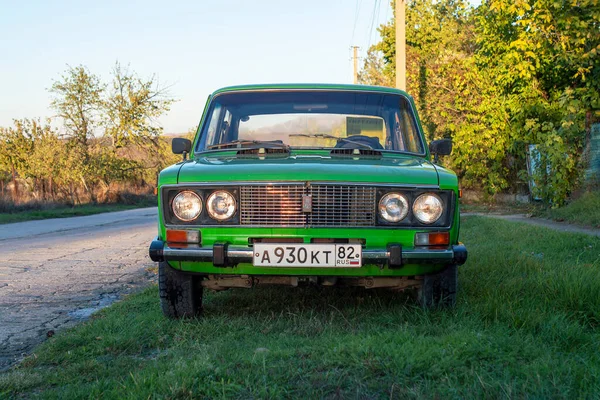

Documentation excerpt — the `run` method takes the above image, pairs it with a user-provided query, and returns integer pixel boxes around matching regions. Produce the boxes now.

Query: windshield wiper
[206,140,289,150]
[288,133,374,150]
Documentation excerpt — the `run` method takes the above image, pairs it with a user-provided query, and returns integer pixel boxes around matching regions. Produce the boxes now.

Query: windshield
[196,90,425,154]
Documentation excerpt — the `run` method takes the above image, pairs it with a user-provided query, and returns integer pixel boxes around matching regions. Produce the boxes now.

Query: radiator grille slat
[240,184,376,227]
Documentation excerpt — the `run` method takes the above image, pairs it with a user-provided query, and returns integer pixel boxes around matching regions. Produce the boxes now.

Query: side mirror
[429,139,452,163]
[172,138,192,160]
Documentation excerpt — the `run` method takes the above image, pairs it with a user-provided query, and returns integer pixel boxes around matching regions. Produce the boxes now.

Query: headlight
[206,190,236,221]
[413,193,443,224]
[172,191,202,221]
[378,193,409,222]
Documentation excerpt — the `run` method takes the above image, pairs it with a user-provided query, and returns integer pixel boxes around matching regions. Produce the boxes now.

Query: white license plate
[253,243,362,267]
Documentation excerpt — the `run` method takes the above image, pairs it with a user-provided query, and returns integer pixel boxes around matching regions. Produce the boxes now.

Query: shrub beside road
[1,217,599,398]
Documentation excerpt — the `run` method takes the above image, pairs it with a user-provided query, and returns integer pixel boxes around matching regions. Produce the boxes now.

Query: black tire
[418,264,458,308]
[158,261,203,319]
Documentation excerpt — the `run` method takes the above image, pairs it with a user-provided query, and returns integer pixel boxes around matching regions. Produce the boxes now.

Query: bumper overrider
[149,237,467,268]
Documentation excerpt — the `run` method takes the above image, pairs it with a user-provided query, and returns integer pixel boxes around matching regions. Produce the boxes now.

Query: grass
[0,197,157,225]
[535,191,600,228]
[2,217,600,398]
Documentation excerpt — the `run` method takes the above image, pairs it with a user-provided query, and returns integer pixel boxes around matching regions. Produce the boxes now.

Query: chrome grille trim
[240,184,376,227]
[240,185,305,226]
[308,185,376,226]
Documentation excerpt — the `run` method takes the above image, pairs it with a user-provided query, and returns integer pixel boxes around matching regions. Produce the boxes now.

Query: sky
[0,0,395,134]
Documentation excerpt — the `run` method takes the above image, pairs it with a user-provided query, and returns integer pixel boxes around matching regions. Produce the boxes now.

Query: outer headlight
[207,190,236,221]
[378,193,409,222]
[413,193,443,224]
[172,191,202,222]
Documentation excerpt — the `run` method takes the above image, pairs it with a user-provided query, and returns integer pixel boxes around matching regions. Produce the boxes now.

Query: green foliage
[357,49,394,87]
[361,0,512,194]
[104,62,175,148]
[0,120,35,182]
[476,0,599,205]
[49,65,104,148]
[361,0,600,204]
[2,218,600,398]
[1,63,181,206]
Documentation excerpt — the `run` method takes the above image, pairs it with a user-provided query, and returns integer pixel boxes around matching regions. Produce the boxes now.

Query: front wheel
[418,264,458,308]
[158,261,203,318]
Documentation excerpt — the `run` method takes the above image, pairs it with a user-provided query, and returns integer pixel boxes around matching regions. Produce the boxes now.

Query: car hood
[177,153,439,186]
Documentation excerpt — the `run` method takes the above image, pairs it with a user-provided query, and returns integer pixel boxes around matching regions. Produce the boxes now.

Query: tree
[360,0,600,203]
[103,62,175,149]
[0,120,34,200]
[358,49,394,87]
[49,65,104,148]
[476,0,600,204]
[361,0,513,193]
[2,63,179,206]
[0,119,68,202]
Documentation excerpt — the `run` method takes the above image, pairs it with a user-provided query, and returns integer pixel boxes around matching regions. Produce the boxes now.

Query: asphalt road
[0,208,158,371]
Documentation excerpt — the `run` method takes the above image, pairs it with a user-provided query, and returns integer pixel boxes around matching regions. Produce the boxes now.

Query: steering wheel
[334,135,384,149]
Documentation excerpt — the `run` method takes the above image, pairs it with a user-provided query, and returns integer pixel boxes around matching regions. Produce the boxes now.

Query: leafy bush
[0,64,187,207]
[360,0,600,205]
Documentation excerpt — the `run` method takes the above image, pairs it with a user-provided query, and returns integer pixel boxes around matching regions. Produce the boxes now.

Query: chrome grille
[240,185,305,226]
[240,184,376,227]
[308,185,376,226]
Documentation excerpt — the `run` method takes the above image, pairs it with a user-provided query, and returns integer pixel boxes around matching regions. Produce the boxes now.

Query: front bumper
[149,237,467,267]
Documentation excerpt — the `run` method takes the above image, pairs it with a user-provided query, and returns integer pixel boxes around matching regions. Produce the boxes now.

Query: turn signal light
[414,232,449,247]
[166,229,200,244]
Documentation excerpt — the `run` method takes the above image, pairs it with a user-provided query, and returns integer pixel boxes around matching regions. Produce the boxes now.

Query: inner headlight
[172,191,202,222]
[413,193,443,224]
[378,193,409,222]
[207,190,236,221]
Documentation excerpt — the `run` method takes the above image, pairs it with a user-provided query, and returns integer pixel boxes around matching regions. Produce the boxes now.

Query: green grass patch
[460,201,538,215]
[536,191,600,228]
[0,199,156,225]
[2,217,600,398]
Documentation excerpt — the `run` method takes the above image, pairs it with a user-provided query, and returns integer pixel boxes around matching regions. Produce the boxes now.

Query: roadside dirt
[0,208,158,371]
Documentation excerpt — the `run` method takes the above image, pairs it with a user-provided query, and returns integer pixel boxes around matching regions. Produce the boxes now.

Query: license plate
[253,243,362,267]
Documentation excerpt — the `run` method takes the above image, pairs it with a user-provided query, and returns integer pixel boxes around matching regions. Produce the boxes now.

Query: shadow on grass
[204,285,418,318]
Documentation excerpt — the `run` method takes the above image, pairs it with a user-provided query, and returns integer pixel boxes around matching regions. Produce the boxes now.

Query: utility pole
[395,0,406,91]
[351,46,359,84]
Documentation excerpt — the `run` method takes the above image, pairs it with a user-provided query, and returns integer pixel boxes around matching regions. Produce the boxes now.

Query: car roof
[211,83,410,97]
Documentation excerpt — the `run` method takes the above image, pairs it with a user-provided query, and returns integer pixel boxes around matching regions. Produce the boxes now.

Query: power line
[383,0,390,30]
[350,0,363,46]
[366,0,382,52]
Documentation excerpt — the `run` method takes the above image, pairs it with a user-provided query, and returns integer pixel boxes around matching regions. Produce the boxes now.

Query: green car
[149,84,467,318]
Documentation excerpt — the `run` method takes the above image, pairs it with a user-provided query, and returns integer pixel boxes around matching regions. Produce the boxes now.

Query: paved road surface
[0,208,158,371]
